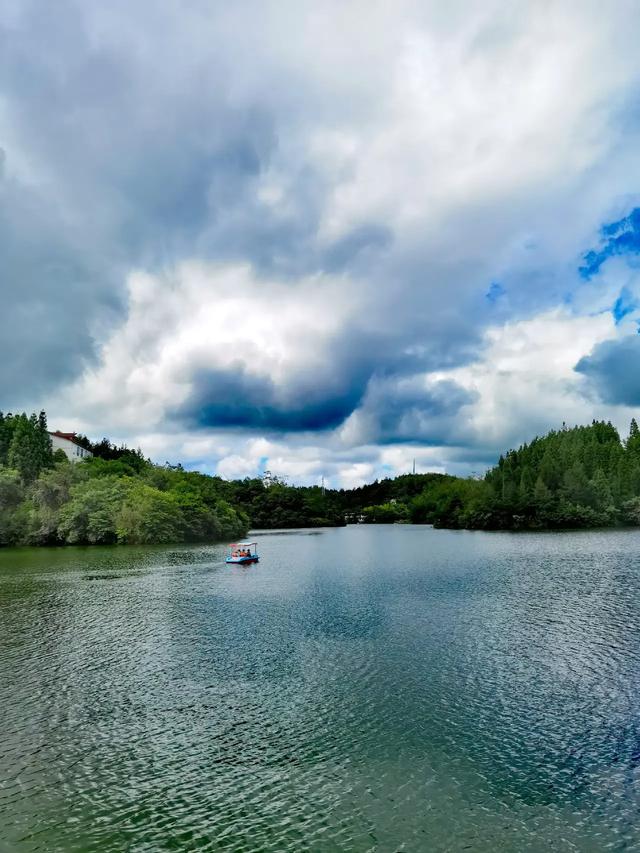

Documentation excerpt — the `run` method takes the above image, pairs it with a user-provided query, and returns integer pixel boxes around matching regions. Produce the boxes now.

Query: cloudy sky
[3,0,640,486]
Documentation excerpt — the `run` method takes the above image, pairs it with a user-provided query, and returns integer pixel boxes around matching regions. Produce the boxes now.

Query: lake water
[1,525,640,852]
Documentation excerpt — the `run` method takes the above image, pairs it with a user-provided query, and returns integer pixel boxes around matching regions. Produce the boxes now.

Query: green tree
[621,497,640,525]
[58,477,126,544]
[590,468,613,513]
[628,418,640,459]
[30,460,85,543]
[0,468,28,545]
[533,475,551,507]
[6,412,53,483]
[116,483,182,544]
[0,412,13,466]
[361,502,407,523]
[563,462,591,507]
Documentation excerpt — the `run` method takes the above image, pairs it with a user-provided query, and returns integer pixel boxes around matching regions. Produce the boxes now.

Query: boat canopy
[229,541,257,553]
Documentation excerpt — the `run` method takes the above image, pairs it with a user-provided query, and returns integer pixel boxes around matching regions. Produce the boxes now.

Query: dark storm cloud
[575,335,640,405]
[179,364,367,432]
[0,165,124,403]
[176,324,424,434]
[174,316,482,437]
[356,377,478,444]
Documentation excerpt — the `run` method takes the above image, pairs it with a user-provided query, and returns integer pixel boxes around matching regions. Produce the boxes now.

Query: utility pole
[321,475,325,496]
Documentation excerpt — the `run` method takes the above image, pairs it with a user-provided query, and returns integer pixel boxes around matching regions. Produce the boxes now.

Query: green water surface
[1,525,639,852]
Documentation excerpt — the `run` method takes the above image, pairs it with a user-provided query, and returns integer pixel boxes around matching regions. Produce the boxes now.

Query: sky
[3,0,640,487]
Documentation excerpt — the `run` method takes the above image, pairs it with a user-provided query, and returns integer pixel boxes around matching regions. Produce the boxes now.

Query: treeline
[4,411,640,546]
[463,419,640,530]
[0,411,247,546]
[356,419,640,531]
[331,472,458,523]
[220,472,455,528]
[222,476,346,529]
[74,433,148,470]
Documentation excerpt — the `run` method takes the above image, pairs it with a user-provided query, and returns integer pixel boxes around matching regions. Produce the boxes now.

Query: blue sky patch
[485,282,506,303]
[580,207,640,279]
[612,287,637,325]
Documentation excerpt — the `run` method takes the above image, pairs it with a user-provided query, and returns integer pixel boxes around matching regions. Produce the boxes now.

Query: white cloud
[22,0,640,486]
[313,1,640,243]
[50,261,358,434]
[433,306,637,453]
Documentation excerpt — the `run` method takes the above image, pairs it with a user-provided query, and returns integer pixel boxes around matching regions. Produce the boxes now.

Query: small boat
[226,541,259,564]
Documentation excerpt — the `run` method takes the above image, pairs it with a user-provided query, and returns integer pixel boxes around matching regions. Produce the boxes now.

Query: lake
[1,525,639,852]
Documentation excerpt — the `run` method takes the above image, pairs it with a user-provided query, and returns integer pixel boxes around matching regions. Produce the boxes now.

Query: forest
[346,419,640,530]
[2,410,640,546]
[0,412,247,546]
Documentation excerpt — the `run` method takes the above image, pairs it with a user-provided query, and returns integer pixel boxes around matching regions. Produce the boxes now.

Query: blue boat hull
[226,556,259,564]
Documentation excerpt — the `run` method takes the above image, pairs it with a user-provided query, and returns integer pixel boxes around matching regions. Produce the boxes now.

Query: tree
[0,412,13,466]
[8,415,40,483]
[361,502,407,523]
[628,418,640,458]
[562,462,591,506]
[5,411,52,483]
[533,475,551,507]
[518,466,535,504]
[116,483,182,544]
[621,497,640,525]
[36,410,53,468]
[0,468,28,545]
[57,477,126,544]
[591,468,613,513]
[30,460,85,543]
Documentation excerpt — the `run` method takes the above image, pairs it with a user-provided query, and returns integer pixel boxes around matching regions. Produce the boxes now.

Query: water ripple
[1,529,640,851]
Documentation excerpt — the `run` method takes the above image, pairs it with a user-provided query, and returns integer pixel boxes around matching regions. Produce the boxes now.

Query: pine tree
[628,418,640,458]
[0,412,6,466]
[533,475,552,506]
[36,410,53,470]
[540,449,562,491]
[0,412,15,467]
[591,468,613,512]
[518,466,534,504]
[6,412,53,483]
[563,462,591,506]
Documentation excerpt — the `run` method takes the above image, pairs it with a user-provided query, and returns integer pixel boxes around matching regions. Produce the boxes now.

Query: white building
[49,431,93,463]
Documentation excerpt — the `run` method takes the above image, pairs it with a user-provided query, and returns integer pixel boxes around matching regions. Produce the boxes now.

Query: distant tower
[412,458,416,475]
[321,475,325,496]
